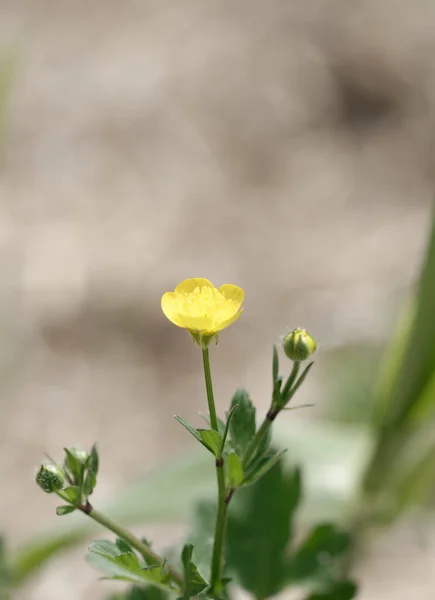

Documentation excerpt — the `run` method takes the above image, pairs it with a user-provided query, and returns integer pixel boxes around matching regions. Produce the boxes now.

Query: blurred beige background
[1,1,435,598]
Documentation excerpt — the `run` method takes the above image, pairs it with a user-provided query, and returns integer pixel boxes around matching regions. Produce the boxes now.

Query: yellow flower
[161,278,244,344]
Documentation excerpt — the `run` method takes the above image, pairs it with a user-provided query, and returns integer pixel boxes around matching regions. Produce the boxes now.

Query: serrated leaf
[226,460,301,598]
[89,539,120,559]
[62,486,82,506]
[228,389,256,456]
[56,505,76,516]
[198,429,223,457]
[287,524,352,584]
[181,543,208,598]
[116,539,134,554]
[88,551,147,585]
[88,546,173,592]
[116,553,141,571]
[304,580,357,600]
[140,565,165,584]
[159,560,170,584]
[12,419,368,585]
[227,453,244,488]
[243,450,288,487]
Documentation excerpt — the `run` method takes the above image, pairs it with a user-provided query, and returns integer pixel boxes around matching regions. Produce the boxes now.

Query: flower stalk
[202,347,228,596]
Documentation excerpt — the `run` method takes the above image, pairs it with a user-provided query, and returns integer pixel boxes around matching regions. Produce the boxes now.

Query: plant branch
[78,502,183,589]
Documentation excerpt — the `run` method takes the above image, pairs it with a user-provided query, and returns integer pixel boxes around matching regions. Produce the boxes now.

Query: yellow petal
[176,314,215,333]
[175,278,214,294]
[161,292,185,327]
[218,284,244,307]
[214,307,244,332]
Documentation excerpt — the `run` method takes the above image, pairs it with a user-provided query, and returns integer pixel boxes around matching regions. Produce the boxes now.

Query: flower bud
[36,464,65,493]
[283,328,316,361]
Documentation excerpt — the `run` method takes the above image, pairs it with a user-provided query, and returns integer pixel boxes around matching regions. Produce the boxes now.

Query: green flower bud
[36,464,65,493]
[283,328,317,361]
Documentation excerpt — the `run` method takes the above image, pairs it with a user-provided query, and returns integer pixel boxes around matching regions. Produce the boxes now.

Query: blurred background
[1,1,435,599]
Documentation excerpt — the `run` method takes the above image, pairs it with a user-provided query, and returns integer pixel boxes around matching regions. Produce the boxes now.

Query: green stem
[202,347,219,432]
[79,503,183,589]
[210,465,228,594]
[242,362,303,469]
[281,361,300,401]
[202,347,228,594]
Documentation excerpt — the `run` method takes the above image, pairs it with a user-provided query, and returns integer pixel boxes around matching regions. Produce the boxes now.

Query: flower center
[177,286,236,321]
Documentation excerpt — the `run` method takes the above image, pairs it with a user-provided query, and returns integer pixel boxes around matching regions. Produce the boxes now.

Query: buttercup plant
[36,278,357,600]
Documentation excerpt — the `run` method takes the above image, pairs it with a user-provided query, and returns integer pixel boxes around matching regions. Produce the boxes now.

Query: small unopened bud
[283,328,316,361]
[36,464,65,493]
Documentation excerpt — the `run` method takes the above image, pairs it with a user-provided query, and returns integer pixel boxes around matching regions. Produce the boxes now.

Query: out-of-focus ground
[1,1,435,598]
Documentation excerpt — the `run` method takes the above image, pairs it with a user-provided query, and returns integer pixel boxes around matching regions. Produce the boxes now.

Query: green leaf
[126,586,169,600]
[243,450,288,486]
[304,581,357,600]
[56,505,76,516]
[63,448,86,487]
[227,453,244,488]
[116,539,134,554]
[11,420,370,584]
[228,389,256,456]
[88,443,100,476]
[221,404,238,452]
[248,425,273,470]
[89,539,120,559]
[174,416,211,452]
[88,541,172,592]
[159,560,170,584]
[181,544,208,598]
[140,566,169,585]
[198,413,226,436]
[272,345,279,383]
[83,471,97,497]
[198,429,223,457]
[286,363,314,404]
[375,208,435,429]
[282,404,315,412]
[87,553,144,587]
[226,459,301,598]
[184,501,216,582]
[117,553,141,571]
[287,524,352,583]
[358,207,435,518]
[198,413,226,437]
[61,486,82,506]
